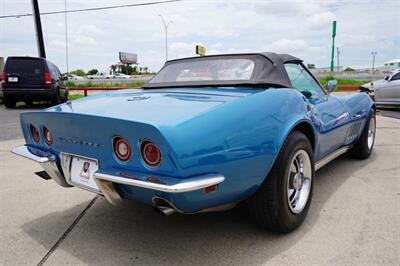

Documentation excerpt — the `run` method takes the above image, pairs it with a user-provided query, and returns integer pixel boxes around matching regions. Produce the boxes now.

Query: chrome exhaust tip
[153,206,177,216]
[152,197,177,216]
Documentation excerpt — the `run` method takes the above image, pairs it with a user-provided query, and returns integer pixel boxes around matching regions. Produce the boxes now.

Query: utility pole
[64,0,69,73]
[336,47,340,72]
[371,51,377,73]
[330,21,336,72]
[159,15,172,62]
[31,0,46,58]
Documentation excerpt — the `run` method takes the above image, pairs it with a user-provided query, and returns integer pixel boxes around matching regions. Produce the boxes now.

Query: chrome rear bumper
[11,145,71,187]
[11,145,225,205]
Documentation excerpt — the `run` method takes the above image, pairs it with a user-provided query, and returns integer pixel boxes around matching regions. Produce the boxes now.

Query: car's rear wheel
[3,97,16,108]
[63,90,69,103]
[349,110,376,159]
[248,131,314,233]
[51,89,61,105]
[25,99,33,107]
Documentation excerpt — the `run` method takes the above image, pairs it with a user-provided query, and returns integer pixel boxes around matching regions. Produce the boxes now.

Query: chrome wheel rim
[287,149,312,214]
[367,116,376,150]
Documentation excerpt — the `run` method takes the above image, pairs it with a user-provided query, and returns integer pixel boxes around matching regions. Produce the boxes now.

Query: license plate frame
[8,77,18,82]
[67,154,100,193]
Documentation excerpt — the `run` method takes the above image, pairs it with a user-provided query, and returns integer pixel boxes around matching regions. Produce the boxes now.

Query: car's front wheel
[248,131,314,233]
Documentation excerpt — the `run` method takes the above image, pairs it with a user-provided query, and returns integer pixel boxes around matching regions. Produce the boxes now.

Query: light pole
[371,51,377,73]
[159,15,172,62]
[336,47,340,72]
[64,0,69,73]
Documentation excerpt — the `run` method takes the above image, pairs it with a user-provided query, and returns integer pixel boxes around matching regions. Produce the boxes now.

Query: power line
[0,0,182,19]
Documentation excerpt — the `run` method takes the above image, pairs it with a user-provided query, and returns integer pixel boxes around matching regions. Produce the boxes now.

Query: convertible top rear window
[144,53,302,89]
[150,58,255,83]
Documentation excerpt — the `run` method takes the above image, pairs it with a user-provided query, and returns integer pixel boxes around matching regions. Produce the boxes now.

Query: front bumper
[11,145,225,205]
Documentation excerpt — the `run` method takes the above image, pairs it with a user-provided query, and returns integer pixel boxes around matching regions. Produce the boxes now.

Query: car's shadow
[22,152,377,264]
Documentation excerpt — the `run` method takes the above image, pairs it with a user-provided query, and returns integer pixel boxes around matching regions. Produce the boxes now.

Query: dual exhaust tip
[152,197,177,216]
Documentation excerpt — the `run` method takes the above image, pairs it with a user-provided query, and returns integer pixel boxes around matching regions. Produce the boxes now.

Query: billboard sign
[119,52,138,64]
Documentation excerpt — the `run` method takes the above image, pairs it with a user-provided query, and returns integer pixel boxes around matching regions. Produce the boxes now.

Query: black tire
[3,97,16,108]
[25,99,33,107]
[349,110,376,159]
[248,131,315,233]
[51,89,61,105]
[62,90,69,103]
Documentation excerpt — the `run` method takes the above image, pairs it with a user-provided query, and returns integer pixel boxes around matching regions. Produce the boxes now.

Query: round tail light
[113,137,131,162]
[141,141,161,168]
[43,127,53,145]
[30,125,40,143]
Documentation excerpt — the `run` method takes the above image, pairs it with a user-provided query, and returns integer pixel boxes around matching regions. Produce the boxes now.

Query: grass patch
[68,94,85,101]
[319,75,370,86]
[66,81,145,88]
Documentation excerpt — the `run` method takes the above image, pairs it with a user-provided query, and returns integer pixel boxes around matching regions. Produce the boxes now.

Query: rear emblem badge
[83,162,90,173]
[127,96,151,101]
[80,162,91,181]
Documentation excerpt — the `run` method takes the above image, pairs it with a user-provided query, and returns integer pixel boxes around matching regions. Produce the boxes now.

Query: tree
[307,64,316,69]
[69,69,86,76]
[87,68,99,75]
[344,67,355,72]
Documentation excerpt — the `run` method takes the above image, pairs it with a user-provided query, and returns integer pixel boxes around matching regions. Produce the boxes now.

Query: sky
[1,0,399,73]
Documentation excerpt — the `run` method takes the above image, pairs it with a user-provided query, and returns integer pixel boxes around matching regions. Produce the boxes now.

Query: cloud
[77,24,105,36]
[1,0,399,71]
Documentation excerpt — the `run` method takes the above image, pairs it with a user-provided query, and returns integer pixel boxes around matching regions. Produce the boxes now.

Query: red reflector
[43,127,53,145]
[44,72,52,85]
[1,71,6,84]
[204,185,218,195]
[141,141,161,168]
[113,137,131,162]
[30,125,40,143]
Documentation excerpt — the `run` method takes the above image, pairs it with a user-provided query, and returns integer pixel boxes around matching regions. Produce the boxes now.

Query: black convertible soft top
[144,52,302,89]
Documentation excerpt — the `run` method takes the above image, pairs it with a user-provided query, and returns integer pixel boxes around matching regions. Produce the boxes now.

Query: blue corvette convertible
[12,53,375,233]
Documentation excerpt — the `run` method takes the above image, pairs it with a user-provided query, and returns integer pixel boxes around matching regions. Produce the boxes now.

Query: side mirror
[325,79,337,93]
[384,76,389,81]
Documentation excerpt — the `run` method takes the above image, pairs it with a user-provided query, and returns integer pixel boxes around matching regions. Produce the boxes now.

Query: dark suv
[1,56,68,108]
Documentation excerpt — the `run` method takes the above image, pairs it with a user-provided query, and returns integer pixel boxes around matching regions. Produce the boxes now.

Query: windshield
[149,58,255,83]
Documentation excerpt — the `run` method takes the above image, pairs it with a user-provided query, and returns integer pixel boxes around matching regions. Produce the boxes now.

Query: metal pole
[159,15,172,62]
[371,52,377,73]
[165,24,168,61]
[31,0,46,58]
[64,0,69,73]
[336,47,340,72]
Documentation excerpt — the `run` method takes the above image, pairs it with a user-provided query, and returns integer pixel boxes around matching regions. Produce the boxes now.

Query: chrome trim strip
[94,172,225,193]
[315,146,350,171]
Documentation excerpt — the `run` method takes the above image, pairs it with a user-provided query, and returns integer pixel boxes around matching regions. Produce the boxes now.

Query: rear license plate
[8,77,18,82]
[69,155,99,192]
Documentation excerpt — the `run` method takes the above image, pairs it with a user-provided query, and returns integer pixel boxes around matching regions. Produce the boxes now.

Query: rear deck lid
[47,88,262,126]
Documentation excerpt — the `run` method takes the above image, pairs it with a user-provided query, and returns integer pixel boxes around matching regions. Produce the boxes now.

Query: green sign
[330,21,337,72]
[196,45,206,56]
[332,21,336,37]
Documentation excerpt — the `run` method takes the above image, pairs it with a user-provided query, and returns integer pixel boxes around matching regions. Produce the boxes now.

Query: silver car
[361,69,400,106]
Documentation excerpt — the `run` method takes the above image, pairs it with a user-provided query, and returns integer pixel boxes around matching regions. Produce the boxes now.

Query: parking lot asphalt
[0,108,399,265]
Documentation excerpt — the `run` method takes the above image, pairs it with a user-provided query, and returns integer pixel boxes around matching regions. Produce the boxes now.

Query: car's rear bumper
[11,145,226,209]
[3,88,54,99]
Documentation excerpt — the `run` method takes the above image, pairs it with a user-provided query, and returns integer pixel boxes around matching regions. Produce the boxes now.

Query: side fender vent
[346,122,362,143]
